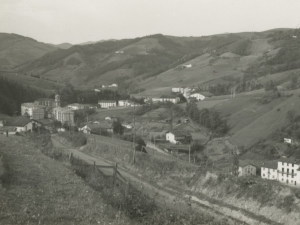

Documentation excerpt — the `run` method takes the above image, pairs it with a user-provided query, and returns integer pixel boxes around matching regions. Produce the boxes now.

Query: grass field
[0,135,131,225]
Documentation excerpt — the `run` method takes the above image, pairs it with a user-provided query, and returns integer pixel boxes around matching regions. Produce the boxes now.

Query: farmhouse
[98,100,117,109]
[166,130,192,144]
[238,162,257,177]
[5,116,33,132]
[172,87,184,93]
[79,121,113,134]
[189,93,206,101]
[261,158,300,186]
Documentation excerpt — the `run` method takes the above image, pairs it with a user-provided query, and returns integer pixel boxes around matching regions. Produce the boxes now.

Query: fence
[69,152,127,185]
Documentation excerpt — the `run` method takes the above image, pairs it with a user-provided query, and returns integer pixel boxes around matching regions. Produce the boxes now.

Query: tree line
[0,76,46,116]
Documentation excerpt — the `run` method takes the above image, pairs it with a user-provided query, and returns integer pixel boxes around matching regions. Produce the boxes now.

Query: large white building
[261,158,300,186]
[189,93,206,101]
[21,103,45,119]
[152,95,180,104]
[98,100,117,109]
[52,107,74,125]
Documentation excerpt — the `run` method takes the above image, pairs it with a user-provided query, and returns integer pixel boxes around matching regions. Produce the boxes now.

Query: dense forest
[0,76,46,116]
[53,83,129,107]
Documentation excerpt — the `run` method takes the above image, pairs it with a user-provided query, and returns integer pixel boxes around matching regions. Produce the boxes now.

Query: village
[0,83,299,189]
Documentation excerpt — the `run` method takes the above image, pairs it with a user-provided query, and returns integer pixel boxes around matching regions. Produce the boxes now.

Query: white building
[98,100,117,109]
[152,95,180,104]
[67,103,84,111]
[21,103,45,119]
[261,158,300,186]
[110,83,118,87]
[284,138,292,144]
[172,87,184,93]
[52,107,74,125]
[166,130,192,144]
[118,100,130,107]
[189,93,206,101]
[182,64,192,68]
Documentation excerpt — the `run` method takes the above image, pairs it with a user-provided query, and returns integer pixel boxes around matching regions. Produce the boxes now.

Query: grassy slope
[0,135,129,225]
[210,89,300,148]
[135,37,271,98]
[0,33,56,70]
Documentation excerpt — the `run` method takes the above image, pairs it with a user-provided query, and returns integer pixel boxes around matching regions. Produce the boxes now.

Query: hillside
[0,33,56,70]
[16,32,264,90]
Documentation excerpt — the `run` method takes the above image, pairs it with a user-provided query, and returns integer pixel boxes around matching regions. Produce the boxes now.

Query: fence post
[113,163,118,186]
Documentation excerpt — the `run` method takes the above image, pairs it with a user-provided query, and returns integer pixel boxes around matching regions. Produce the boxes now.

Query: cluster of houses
[171,86,213,101]
[218,157,300,187]
[21,94,75,126]
[94,83,118,92]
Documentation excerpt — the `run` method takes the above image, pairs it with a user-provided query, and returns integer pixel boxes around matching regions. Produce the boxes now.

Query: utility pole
[133,104,136,164]
[189,144,191,163]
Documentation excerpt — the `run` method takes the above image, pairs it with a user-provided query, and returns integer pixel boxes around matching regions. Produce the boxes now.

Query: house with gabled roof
[5,116,33,132]
[166,130,192,144]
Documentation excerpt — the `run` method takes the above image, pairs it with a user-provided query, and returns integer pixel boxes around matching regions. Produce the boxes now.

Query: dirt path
[52,137,281,225]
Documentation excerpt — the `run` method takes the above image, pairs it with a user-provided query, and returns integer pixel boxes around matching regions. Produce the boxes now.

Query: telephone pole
[133,104,136,164]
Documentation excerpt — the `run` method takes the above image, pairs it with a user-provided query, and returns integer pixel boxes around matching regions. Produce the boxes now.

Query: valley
[1,28,300,224]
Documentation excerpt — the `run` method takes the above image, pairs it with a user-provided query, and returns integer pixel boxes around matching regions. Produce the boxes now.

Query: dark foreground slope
[0,135,130,225]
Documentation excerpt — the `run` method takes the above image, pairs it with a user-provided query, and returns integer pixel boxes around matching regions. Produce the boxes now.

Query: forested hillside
[0,77,46,115]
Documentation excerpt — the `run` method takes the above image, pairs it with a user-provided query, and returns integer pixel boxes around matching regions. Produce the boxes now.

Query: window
[273,176,275,179]
[263,174,265,177]
[282,168,284,173]
[287,169,289,174]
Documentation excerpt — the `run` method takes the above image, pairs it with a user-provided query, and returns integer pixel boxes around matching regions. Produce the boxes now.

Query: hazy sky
[1,0,300,44]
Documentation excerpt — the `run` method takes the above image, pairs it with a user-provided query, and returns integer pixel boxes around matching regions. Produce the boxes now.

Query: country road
[51,137,278,225]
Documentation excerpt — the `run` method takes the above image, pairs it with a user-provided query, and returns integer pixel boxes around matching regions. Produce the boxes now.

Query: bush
[59,132,87,147]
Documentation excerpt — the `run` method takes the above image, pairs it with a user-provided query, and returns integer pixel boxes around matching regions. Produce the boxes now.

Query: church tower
[55,94,61,107]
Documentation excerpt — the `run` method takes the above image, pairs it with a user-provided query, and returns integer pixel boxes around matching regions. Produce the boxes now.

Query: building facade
[98,100,117,108]
[21,103,45,119]
[238,164,256,176]
[166,130,192,144]
[261,158,300,186]
[152,95,180,104]
[52,107,74,125]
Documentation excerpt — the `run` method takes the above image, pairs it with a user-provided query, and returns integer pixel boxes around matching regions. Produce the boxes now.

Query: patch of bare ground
[0,135,133,225]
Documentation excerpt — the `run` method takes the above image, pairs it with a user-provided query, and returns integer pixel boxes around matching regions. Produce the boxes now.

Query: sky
[1,0,300,44]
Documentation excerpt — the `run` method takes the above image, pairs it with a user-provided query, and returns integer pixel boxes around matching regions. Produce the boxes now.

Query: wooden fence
[69,152,127,185]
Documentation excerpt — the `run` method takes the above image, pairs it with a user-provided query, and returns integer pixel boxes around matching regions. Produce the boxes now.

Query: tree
[135,137,147,153]
[113,121,124,135]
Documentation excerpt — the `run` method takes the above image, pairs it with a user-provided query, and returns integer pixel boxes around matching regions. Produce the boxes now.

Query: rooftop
[21,102,36,107]
[168,130,191,137]
[6,116,32,127]
[98,100,117,103]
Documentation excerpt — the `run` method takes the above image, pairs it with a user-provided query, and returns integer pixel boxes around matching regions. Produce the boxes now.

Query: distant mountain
[78,39,117,45]
[0,33,57,70]
[55,43,73,49]
[16,33,255,90]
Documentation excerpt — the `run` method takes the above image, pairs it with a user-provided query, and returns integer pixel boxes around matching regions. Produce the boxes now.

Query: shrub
[59,132,87,147]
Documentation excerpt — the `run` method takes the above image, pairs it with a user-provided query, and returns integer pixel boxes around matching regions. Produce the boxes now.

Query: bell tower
[55,94,61,107]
